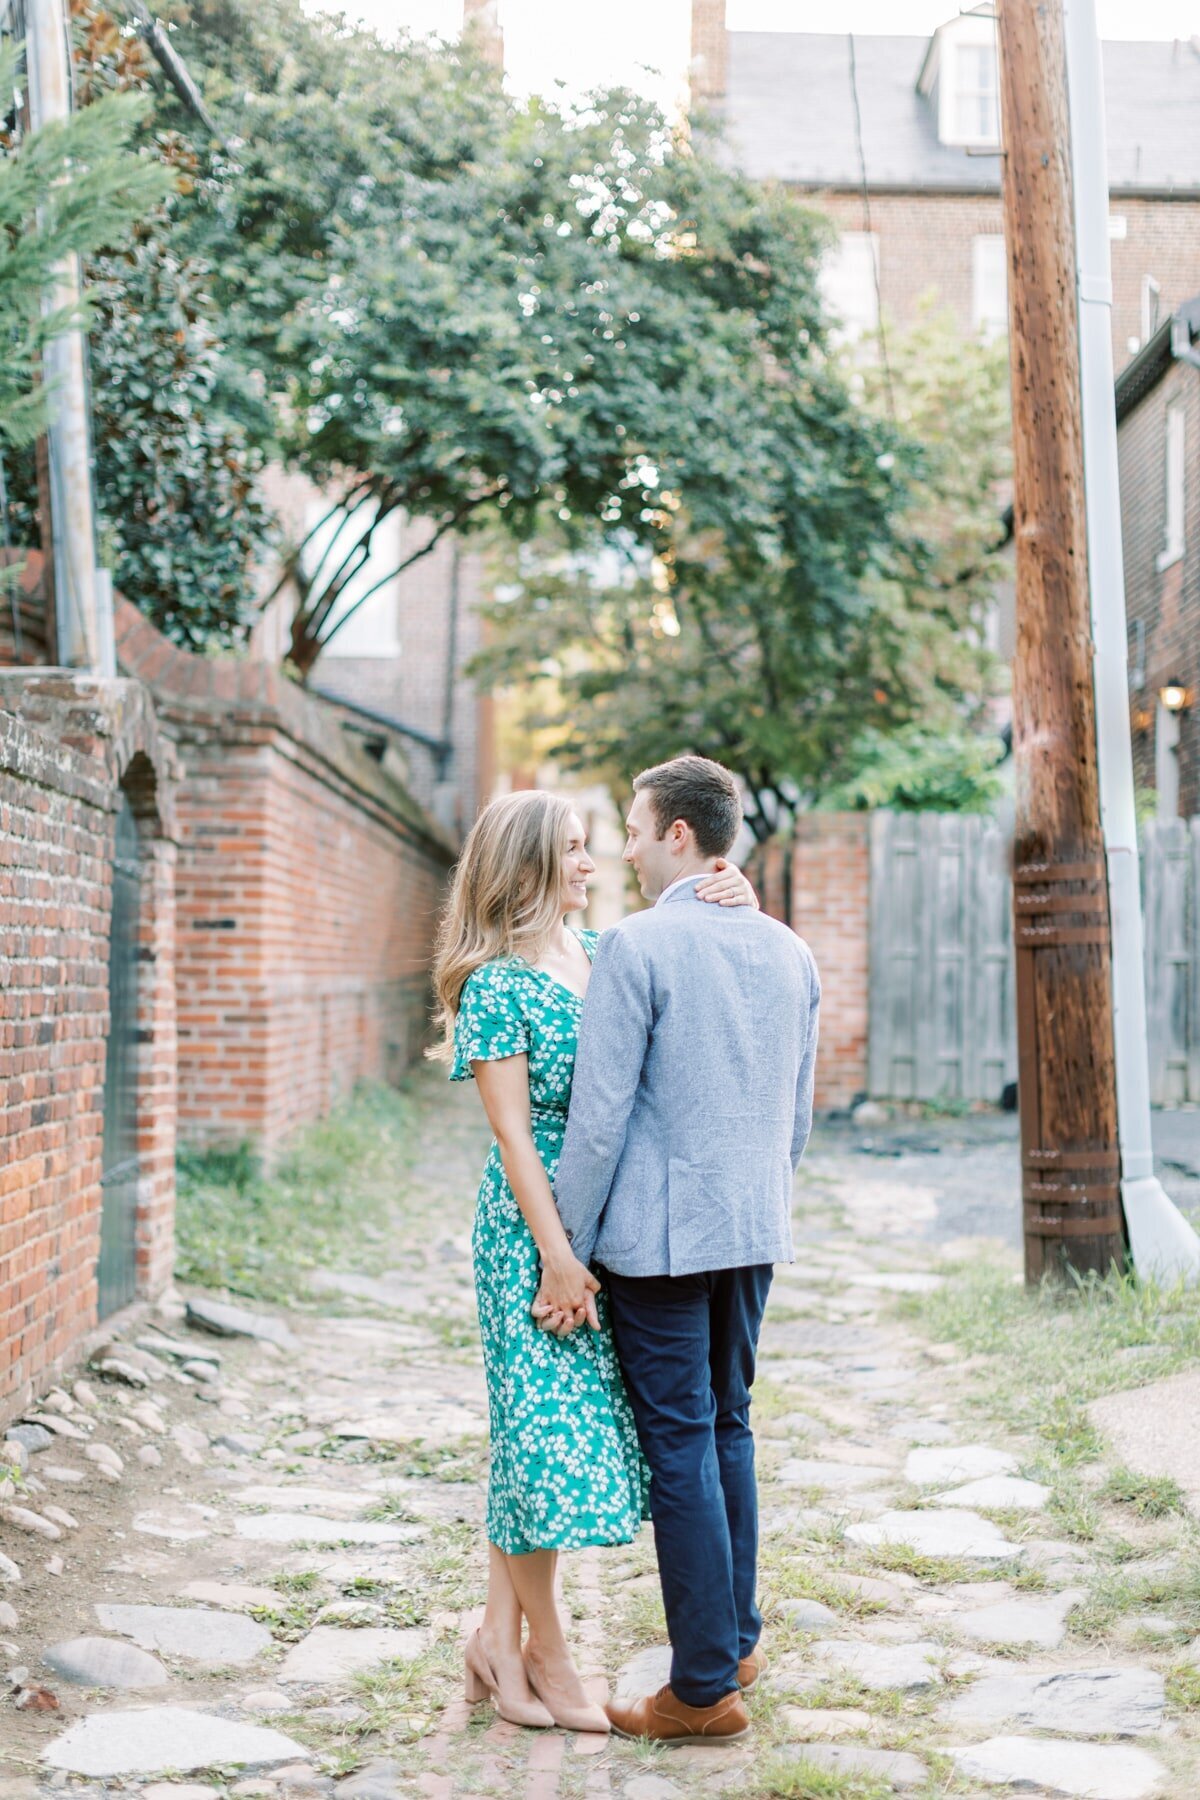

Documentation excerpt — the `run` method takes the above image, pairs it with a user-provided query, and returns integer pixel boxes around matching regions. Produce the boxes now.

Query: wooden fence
[868,811,1016,1103]
[1142,818,1200,1105]
[868,811,1200,1106]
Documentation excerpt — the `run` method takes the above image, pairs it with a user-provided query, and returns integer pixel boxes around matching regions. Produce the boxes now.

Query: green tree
[5,6,272,648]
[477,314,1010,834]
[148,3,902,679]
[0,37,166,453]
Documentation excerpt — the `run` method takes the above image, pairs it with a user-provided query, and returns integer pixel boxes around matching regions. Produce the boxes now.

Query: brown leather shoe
[737,1644,767,1691]
[606,1683,751,1743]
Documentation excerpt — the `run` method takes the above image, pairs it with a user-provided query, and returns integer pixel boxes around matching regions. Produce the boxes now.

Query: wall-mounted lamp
[1131,706,1154,734]
[1159,678,1191,714]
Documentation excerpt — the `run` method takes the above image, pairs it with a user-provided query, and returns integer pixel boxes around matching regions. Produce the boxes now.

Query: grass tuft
[175,1083,415,1303]
[1167,1661,1200,1711]
[749,1756,894,1800]
[1099,1466,1188,1520]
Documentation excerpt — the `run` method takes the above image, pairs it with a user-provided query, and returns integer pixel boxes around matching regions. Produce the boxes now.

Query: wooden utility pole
[996,0,1126,1283]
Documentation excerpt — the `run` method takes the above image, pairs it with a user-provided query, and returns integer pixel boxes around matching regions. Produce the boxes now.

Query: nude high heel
[524,1644,611,1734]
[464,1629,554,1729]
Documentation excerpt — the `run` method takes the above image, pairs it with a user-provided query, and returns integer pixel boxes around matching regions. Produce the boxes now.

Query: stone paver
[846,1506,1018,1561]
[953,1588,1085,1649]
[811,1637,942,1690]
[233,1513,422,1546]
[932,1474,1050,1510]
[277,1625,428,1684]
[780,1743,927,1790]
[951,1736,1167,1797]
[942,1666,1166,1736]
[4,1069,1196,1800]
[905,1444,1019,1485]
[41,1711,307,1777]
[42,1637,169,1689]
[1089,1368,1200,1513]
[93,1603,272,1665]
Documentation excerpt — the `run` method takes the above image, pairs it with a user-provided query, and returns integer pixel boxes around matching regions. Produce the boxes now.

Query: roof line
[776,178,1200,201]
[1115,293,1200,420]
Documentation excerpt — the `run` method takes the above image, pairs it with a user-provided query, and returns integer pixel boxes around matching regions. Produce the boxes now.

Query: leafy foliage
[4,6,272,647]
[479,314,1011,829]
[0,37,165,453]
[148,3,905,679]
[816,724,1007,813]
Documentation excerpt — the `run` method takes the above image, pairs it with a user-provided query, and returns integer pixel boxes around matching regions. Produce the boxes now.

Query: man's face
[623,788,679,900]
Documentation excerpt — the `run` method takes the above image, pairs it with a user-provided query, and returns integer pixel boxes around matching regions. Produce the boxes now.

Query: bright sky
[304,0,1200,108]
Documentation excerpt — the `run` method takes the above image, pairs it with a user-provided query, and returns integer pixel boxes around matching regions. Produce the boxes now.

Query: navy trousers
[602,1263,773,1708]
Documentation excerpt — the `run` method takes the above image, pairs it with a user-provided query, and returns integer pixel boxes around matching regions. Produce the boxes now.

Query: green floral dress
[451,928,650,1555]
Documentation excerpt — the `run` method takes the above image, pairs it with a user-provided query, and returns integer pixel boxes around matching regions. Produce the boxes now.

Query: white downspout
[1063,0,1200,1282]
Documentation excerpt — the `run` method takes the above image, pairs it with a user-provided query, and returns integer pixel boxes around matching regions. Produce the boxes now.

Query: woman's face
[558,810,595,915]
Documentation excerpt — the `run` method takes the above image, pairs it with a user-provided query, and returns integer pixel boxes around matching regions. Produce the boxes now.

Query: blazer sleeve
[554,927,653,1266]
[791,952,821,1170]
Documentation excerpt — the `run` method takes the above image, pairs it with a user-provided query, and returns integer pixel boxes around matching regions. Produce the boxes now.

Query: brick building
[690,1,1200,373]
[0,667,178,1415]
[0,559,453,1423]
[248,461,494,851]
[1117,296,1200,818]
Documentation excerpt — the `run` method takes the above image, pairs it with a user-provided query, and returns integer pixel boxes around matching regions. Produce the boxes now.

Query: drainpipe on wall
[1064,0,1200,1282]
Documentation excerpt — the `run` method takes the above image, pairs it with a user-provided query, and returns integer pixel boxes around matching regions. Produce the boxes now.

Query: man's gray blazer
[554,876,820,1278]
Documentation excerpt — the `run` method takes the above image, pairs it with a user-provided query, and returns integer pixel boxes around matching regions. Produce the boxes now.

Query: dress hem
[487,1525,646,1556]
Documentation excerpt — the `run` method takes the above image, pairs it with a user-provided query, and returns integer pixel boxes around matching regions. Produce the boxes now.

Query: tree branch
[306,486,505,658]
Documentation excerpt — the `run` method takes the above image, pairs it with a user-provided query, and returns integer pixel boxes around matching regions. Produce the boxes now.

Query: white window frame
[819,231,880,343]
[1141,274,1162,345]
[950,39,1000,148]
[1157,400,1185,573]
[971,235,1008,341]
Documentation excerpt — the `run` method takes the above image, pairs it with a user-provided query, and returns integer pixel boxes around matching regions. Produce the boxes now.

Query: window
[953,41,999,145]
[1108,215,1128,240]
[972,236,1008,341]
[1141,274,1162,344]
[1158,400,1185,571]
[820,232,879,341]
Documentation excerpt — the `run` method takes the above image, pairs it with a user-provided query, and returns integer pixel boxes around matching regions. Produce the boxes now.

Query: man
[551,754,820,1744]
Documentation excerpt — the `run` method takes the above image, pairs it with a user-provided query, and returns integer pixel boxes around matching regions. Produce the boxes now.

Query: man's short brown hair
[632,755,743,858]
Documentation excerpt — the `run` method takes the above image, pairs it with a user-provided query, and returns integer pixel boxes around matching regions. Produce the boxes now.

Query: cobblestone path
[2,1069,1197,1798]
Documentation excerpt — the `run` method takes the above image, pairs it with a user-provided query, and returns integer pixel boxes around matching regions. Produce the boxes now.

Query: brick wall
[816,189,1200,373]
[115,601,455,1158]
[0,674,177,1417]
[317,534,494,840]
[1119,357,1200,815]
[749,813,871,1111]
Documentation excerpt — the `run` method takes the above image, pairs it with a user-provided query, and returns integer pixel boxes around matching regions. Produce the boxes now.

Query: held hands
[695,858,760,909]
[531,1252,601,1339]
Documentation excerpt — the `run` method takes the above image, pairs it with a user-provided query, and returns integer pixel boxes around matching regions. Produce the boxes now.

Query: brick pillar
[792,814,870,1111]
[463,0,503,69]
[690,0,727,104]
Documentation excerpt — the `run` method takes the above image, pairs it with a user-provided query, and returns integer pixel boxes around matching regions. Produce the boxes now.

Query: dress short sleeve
[450,964,531,1082]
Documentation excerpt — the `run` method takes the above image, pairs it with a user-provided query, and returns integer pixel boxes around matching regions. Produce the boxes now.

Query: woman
[431,790,757,1733]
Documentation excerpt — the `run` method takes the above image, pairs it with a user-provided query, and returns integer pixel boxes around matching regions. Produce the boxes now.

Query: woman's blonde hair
[429,789,577,1062]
